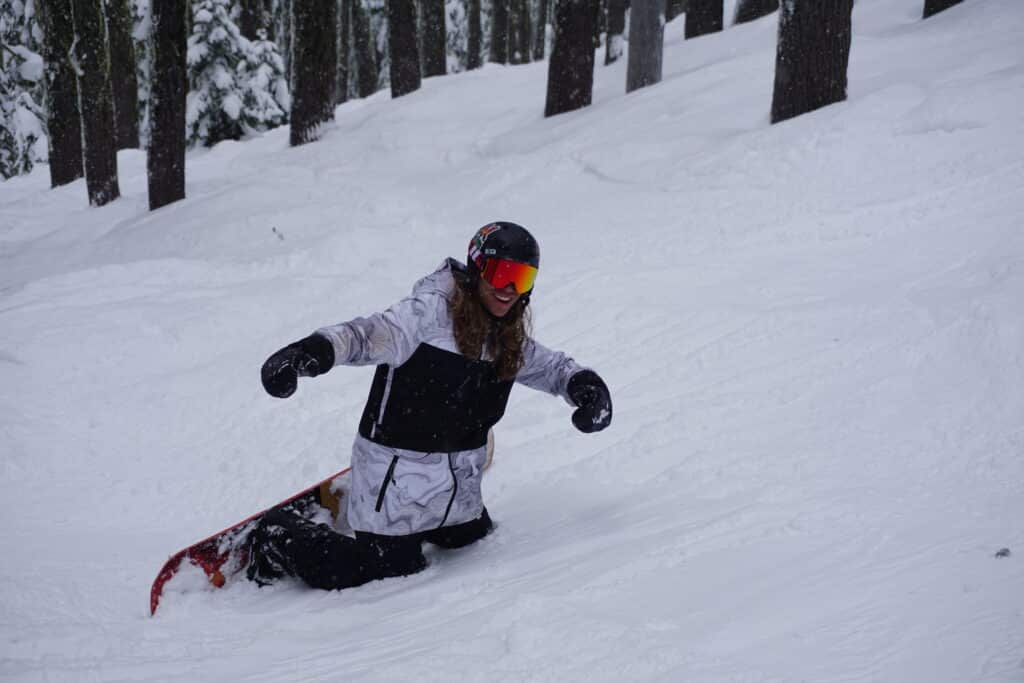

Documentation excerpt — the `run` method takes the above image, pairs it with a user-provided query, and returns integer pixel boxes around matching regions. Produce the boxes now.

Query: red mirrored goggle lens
[480,258,538,294]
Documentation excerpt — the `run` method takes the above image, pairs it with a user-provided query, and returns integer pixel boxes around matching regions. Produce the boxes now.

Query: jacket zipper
[375,455,399,512]
[438,453,458,528]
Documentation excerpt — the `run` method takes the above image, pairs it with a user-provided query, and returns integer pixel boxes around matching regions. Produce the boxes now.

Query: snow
[1,0,1023,680]
[10,45,44,83]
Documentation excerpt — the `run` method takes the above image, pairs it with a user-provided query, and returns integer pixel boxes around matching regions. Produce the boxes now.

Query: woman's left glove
[261,333,335,399]
[567,370,612,433]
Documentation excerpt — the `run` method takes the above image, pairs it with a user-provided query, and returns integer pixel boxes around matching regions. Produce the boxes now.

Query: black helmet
[468,220,539,271]
[466,222,540,302]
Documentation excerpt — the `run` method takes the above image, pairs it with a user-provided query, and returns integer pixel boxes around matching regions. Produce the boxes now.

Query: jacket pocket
[375,455,399,513]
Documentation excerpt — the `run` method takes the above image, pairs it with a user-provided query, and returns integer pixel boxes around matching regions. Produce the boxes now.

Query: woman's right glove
[567,370,612,433]
[261,333,335,399]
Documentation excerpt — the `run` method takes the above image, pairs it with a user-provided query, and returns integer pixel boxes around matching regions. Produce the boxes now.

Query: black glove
[567,370,612,433]
[261,333,335,399]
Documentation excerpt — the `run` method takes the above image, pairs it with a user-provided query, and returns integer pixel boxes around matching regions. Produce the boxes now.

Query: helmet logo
[468,223,503,268]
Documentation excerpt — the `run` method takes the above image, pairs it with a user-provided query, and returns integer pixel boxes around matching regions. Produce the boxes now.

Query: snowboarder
[251,222,612,591]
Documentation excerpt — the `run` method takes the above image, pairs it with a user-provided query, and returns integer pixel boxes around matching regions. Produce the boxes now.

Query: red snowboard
[149,467,352,615]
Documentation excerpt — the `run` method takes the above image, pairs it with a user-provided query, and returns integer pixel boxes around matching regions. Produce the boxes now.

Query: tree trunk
[733,0,777,24]
[507,0,531,64]
[387,0,420,97]
[626,0,663,92]
[544,0,598,118]
[515,0,532,63]
[238,0,259,38]
[262,0,275,40]
[533,0,549,60]
[489,0,509,63]
[338,0,350,103]
[467,0,482,69]
[420,0,446,77]
[665,0,686,22]
[278,0,292,83]
[351,0,378,96]
[71,0,120,206]
[685,0,722,38]
[770,0,853,124]
[604,0,626,65]
[923,0,962,19]
[41,0,83,188]
[291,0,338,144]
[105,0,140,149]
[147,0,187,210]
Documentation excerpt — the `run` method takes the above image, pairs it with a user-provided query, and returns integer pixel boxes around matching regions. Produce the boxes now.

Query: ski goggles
[480,258,538,294]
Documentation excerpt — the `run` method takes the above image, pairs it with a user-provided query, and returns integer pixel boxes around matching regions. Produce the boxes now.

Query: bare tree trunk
[665,0,686,22]
[239,0,259,38]
[626,0,663,92]
[71,0,120,206]
[105,0,139,149]
[770,0,853,124]
[351,0,378,96]
[388,0,421,97]
[262,0,275,40]
[338,0,351,103]
[544,0,598,118]
[733,0,777,25]
[291,0,338,145]
[533,0,549,60]
[420,0,446,76]
[490,0,509,63]
[467,0,483,69]
[510,0,531,63]
[604,0,626,65]
[685,0,722,38]
[41,0,83,188]
[923,0,962,19]
[147,0,187,210]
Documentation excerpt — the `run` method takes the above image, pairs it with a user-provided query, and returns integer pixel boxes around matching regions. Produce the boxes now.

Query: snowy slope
[2,0,1023,680]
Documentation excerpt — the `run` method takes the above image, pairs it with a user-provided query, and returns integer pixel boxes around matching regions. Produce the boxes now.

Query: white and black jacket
[316,259,586,536]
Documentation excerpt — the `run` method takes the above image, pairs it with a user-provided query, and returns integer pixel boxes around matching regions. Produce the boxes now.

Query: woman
[250,222,612,590]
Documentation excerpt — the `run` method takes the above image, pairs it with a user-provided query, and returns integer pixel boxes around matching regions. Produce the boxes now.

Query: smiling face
[477,277,522,318]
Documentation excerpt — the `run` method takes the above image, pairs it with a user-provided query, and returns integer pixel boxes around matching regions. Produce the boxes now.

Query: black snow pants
[248,507,493,591]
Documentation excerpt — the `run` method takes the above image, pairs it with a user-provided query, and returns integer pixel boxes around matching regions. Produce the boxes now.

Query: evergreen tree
[106,0,140,149]
[186,0,247,146]
[445,0,469,72]
[290,0,335,144]
[148,0,187,210]
[733,0,777,25]
[685,0,722,38]
[241,29,290,133]
[40,0,82,186]
[626,0,663,93]
[604,0,625,65]
[421,0,446,77]
[770,0,853,124]
[1,0,47,179]
[387,0,419,97]
[544,0,598,117]
[923,0,962,19]
[71,0,120,205]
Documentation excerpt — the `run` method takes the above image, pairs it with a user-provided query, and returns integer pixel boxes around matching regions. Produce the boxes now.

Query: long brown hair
[450,282,532,380]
